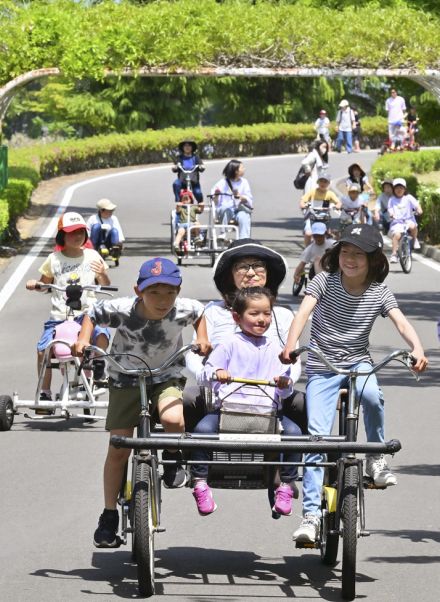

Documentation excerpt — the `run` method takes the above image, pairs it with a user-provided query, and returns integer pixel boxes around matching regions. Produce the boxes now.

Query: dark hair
[223,159,242,180]
[231,286,274,316]
[320,243,389,283]
[55,228,88,248]
[314,139,329,163]
[348,163,366,181]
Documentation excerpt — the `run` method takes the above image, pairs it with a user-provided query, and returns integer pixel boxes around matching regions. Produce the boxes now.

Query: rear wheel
[0,395,14,431]
[399,235,412,273]
[341,464,359,601]
[133,461,155,597]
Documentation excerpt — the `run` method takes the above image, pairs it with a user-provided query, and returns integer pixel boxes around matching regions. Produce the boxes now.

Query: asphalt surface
[0,151,439,602]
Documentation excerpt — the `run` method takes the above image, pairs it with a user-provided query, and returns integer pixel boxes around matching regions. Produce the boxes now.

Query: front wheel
[399,235,412,273]
[0,395,14,431]
[341,464,359,601]
[133,462,155,597]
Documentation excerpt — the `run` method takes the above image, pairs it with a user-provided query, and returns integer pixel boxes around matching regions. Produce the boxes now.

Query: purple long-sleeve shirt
[198,332,293,413]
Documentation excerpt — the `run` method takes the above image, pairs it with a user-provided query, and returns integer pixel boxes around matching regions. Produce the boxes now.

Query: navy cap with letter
[137,258,182,291]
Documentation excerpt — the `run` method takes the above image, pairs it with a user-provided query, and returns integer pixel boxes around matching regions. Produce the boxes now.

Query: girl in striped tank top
[281,223,428,544]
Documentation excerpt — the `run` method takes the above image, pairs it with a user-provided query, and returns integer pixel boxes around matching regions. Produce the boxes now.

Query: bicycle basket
[219,407,279,434]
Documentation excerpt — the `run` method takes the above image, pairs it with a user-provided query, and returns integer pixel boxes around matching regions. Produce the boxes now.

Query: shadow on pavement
[373,529,440,544]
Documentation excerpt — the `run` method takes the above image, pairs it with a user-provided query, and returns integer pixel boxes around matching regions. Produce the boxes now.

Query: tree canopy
[1,0,440,86]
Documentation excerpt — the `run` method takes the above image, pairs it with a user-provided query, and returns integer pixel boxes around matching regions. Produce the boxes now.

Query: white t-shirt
[86,213,125,242]
[39,248,108,320]
[385,95,406,124]
[210,178,253,211]
[300,239,335,263]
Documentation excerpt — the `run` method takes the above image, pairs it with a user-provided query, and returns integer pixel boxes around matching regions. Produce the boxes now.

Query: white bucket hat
[339,99,349,108]
[96,198,117,211]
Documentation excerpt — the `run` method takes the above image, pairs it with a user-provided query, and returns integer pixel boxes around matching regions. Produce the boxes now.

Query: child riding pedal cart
[87,198,125,267]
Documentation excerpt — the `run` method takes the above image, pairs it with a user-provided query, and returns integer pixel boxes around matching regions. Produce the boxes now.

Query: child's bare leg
[174,227,185,246]
[103,427,134,509]
[158,396,185,433]
[392,232,401,255]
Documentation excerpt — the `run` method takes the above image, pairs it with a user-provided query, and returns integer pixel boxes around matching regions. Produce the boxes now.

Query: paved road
[0,151,439,601]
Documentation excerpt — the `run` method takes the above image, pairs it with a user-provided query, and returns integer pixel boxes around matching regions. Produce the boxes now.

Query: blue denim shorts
[37,315,110,352]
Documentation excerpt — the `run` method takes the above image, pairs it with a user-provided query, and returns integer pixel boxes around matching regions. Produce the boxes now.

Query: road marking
[0,156,439,312]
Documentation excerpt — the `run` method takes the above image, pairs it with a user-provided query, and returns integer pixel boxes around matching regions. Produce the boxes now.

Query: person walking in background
[385,89,407,150]
[314,110,331,144]
[351,105,361,152]
[300,140,329,195]
[335,99,356,154]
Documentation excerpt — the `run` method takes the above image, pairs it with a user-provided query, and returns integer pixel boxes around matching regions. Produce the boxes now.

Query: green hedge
[0,117,387,242]
[371,150,440,244]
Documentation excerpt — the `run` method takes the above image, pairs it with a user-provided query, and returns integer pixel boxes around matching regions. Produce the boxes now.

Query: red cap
[57,212,87,233]
[179,189,194,199]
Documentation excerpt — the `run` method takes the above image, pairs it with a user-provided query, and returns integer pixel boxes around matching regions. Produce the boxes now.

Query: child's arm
[388,307,428,372]
[26,274,53,290]
[294,261,307,282]
[73,314,95,356]
[280,294,317,362]
[193,315,211,356]
[90,257,110,286]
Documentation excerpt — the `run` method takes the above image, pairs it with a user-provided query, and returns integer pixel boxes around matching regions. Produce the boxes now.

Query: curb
[421,243,440,262]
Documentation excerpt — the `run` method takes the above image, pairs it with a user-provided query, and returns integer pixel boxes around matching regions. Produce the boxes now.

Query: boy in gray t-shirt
[74,257,210,548]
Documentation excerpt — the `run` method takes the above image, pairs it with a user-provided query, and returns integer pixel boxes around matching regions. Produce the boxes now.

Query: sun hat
[348,183,361,193]
[213,239,287,297]
[338,224,384,253]
[339,99,349,108]
[311,222,327,235]
[137,258,182,292]
[178,140,198,153]
[57,212,88,233]
[96,198,117,211]
[392,177,407,189]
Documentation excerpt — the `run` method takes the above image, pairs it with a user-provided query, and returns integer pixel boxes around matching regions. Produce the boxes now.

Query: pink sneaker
[273,483,293,516]
[192,481,217,516]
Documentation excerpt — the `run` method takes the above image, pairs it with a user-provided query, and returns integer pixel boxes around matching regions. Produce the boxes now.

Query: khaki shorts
[105,378,186,431]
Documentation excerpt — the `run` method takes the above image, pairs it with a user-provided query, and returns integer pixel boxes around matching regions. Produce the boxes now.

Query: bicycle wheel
[292,273,306,296]
[341,464,359,601]
[0,395,14,431]
[398,235,412,273]
[320,485,339,566]
[133,461,155,597]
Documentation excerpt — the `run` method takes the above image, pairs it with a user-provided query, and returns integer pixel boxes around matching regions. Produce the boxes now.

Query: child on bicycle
[374,179,393,234]
[86,198,125,259]
[73,257,210,547]
[191,286,302,517]
[172,140,205,203]
[281,223,428,544]
[300,174,341,246]
[25,212,111,408]
[388,178,423,263]
[340,183,368,227]
[173,189,204,253]
[293,221,334,286]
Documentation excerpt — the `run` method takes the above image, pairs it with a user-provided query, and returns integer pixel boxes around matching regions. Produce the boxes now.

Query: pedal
[363,476,387,490]
[295,541,319,549]
[360,530,371,537]
[155,527,166,533]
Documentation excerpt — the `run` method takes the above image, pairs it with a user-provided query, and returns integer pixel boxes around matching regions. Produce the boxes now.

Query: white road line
[0,156,439,312]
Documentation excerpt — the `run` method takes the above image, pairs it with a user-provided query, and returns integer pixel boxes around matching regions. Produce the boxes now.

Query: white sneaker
[365,454,397,487]
[390,254,398,263]
[292,513,320,543]
[413,238,421,250]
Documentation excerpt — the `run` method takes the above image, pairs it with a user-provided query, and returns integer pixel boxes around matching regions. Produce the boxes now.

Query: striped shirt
[305,271,398,375]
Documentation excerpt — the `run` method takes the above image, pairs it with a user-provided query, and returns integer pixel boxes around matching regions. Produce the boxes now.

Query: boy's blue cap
[137,258,182,291]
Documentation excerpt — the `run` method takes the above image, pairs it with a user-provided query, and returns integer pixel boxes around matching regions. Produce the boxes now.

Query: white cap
[339,99,349,108]
[96,198,117,211]
[392,178,407,189]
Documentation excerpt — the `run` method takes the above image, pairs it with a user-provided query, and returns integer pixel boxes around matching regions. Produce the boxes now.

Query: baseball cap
[311,222,327,235]
[392,177,407,189]
[319,109,327,115]
[57,212,87,233]
[348,183,361,192]
[317,173,331,182]
[339,99,349,108]
[179,189,194,199]
[137,258,182,291]
[96,198,117,211]
[339,224,383,253]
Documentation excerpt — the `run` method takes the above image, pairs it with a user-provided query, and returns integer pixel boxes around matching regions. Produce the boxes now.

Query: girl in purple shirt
[191,287,302,517]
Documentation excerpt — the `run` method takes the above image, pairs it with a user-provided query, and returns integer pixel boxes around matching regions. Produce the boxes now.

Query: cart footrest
[295,541,319,549]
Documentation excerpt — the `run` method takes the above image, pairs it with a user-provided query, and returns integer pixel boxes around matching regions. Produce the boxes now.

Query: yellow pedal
[124,480,132,501]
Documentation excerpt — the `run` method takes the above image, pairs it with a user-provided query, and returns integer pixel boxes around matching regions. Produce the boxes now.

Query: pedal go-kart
[0,281,118,431]
[170,194,238,267]
[100,343,418,600]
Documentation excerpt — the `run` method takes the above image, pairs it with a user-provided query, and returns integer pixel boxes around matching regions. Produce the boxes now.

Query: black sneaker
[35,392,55,415]
[162,450,188,488]
[93,509,120,548]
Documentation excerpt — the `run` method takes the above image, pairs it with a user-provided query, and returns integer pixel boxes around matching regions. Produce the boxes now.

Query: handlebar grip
[289,350,299,362]
[100,286,119,291]
[190,344,202,354]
